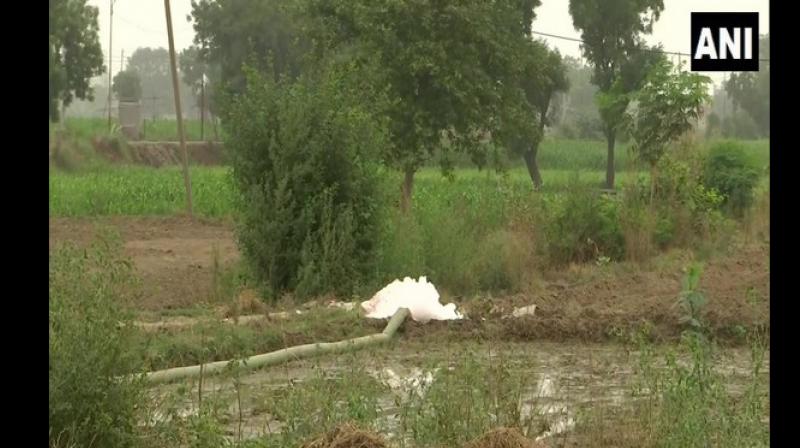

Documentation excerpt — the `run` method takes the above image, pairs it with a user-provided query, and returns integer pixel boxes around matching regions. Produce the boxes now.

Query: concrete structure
[119,101,142,140]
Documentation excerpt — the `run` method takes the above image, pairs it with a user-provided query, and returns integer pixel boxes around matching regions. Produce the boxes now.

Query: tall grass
[50,233,145,448]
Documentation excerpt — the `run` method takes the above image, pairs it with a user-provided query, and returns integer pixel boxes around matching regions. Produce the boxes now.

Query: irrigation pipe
[142,308,410,385]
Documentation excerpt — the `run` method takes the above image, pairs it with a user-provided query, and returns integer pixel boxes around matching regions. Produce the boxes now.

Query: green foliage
[50,166,234,217]
[503,40,570,189]
[627,60,711,167]
[569,0,666,186]
[304,0,536,176]
[569,0,665,91]
[223,67,386,300]
[401,352,529,447]
[112,69,143,102]
[190,0,307,92]
[677,263,707,331]
[704,141,760,217]
[621,148,728,255]
[631,267,769,448]
[49,0,105,121]
[725,34,770,137]
[264,365,385,447]
[543,181,625,265]
[49,235,144,448]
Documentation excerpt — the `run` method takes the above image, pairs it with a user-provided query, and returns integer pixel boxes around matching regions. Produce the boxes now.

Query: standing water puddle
[146,341,769,442]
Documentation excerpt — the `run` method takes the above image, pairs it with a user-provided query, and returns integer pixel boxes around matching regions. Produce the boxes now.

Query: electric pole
[164,0,194,217]
[107,0,116,133]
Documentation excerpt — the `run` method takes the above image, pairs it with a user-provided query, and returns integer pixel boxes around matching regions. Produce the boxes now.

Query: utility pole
[121,49,125,71]
[200,73,206,141]
[107,0,116,133]
[164,0,194,217]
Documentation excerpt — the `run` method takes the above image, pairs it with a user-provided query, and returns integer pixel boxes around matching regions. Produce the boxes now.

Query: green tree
[127,47,194,117]
[508,41,569,190]
[223,66,387,299]
[725,34,769,137]
[112,69,142,102]
[49,0,105,122]
[626,60,711,200]
[189,0,308,92]
[304,0,535,211]
[569,0,665,188]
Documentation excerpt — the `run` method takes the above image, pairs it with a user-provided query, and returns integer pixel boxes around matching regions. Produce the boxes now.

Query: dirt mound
[302,423,387,448]
[464,427,547,448]
[91,136,128,162]
[89,138,224,167]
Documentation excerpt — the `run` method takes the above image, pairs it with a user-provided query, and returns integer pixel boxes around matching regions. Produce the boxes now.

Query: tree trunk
[522,147,543,190]
[400,168,415,214]
[605,131,616,189]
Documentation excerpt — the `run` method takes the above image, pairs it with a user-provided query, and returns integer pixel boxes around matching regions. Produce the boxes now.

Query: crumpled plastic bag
[361,276,463,322]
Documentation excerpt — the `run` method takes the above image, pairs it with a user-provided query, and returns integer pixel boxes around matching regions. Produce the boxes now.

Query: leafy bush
[703,141,760,217]
[543,181,625,265]
[223,66,388,301]
[49,234,144,448]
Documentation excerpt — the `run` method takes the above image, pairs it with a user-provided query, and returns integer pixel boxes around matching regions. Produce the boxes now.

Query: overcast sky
[89,0,769,87]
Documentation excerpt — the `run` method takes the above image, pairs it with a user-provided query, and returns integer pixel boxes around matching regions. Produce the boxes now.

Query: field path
[49,216,239,310]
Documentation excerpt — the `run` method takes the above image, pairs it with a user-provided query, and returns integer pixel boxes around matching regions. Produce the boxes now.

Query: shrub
[619,184,657,261]
[223,66,388,301]
[49,234,144,448]
[543,181,625,265]
[703,141,760,217]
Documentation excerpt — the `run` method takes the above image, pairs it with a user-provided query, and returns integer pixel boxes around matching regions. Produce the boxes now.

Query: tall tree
[725,34,769,137]
[189,0,308,93]
[49,0,105,122]
[626,59,711,200]
[126,47,194,117]
[112,69,142,102]
[569,0,665,188]
[304,0,535,212]
[507,41,569,190]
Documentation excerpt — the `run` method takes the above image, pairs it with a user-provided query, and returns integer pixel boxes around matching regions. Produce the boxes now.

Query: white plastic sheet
[361,276,463,322]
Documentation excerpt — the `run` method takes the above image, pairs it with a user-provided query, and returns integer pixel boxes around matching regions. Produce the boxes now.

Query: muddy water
[147,341,769,442]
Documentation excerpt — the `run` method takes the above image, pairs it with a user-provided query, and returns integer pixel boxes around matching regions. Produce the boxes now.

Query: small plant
[676,263,707,333]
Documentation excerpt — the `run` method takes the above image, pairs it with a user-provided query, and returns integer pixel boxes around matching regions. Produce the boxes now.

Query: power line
[531,30,770,62]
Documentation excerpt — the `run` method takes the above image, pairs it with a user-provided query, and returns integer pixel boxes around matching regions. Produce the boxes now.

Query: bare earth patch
[49,216,768,342]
